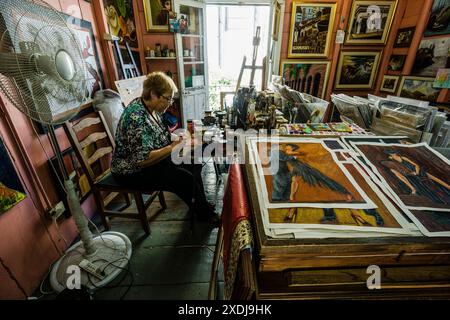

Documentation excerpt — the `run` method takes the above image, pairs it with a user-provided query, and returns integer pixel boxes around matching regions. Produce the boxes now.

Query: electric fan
[0,0,132,292]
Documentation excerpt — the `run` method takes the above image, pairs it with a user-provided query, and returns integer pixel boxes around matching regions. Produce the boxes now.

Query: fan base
[50,231,132,293]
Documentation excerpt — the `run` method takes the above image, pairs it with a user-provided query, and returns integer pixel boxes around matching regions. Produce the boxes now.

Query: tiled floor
[41,161,226,300]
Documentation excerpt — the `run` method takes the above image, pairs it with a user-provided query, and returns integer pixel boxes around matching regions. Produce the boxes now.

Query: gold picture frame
[280,59,331,99]
[143,0,175,32]
[346,0,397,45]
[397,76,441,102]
[288,2,337,58]
[335,51,381,90]
[380,75,399,93]
[272,0,282,41]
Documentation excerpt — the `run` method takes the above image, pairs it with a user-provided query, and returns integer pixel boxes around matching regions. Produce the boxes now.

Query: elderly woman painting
[111,72,219,225]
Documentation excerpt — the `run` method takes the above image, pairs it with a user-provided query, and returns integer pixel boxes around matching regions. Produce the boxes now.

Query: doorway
[206,4,270,110]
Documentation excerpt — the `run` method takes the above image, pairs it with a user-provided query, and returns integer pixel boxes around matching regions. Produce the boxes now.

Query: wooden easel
[104,33,140,80]
[235,26,264,93]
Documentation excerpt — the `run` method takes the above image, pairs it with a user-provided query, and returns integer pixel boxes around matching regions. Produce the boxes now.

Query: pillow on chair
[93,89,124,138]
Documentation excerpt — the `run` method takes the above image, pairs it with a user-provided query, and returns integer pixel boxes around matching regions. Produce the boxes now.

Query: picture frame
[387,54,406,72]
[393,26,416,48]
[380,75,400,93]
[346,0,398,45]
[280,59,331,99]
[335,51,381,90]
[104,0,138,47]
[411,36,450,77]
[143,0,176,32]
[424,0,450,37]
[272,0,281,41]
[397,76,441,102]
[287,2,337,58]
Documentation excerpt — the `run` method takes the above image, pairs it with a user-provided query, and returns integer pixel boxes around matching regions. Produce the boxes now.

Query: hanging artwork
[288,2,337,58]
[0,137,26,214]
[335,51,381,90]
[104,0,138,47]
[397,76,441,102]
[411,37,450,77]
[280,60,331,99]
[393,27,415,47]
[424,0,450,37]
[272,0,281,41]
[353,142,450,211]
[380,75,400,93]
[346,0,397,44]
[434,68,450,88]
[250,138,376,209]
[387,54,406,72]
[143,0,176,32]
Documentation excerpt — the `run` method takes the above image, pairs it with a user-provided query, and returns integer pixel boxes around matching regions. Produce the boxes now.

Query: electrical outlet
[47,201,66,220]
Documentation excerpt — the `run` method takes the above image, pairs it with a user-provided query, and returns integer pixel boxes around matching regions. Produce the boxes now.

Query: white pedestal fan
[0,0,132,292]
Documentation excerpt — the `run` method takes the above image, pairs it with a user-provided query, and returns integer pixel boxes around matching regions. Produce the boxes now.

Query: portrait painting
[0,138,26,214]
[393,26,415,47]
[335,51,381,89]
[411,37,450,77]
[103,0,138,47]
[353,142,450,211]
[387,54,406,72]
[424,0,450,37]
[280,60,331,99]
[346,0,397,44]
[397,76,441,102]
[380,75,400,93]
[144,0,176,32]
[252,138,376,209]
[288,2,337,58]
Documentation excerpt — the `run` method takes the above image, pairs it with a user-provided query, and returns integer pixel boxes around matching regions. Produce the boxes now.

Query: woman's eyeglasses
[161,95,174,104]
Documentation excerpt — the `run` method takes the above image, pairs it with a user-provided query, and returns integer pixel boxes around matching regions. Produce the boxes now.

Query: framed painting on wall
[397,76,441,102]
[288,2,337,58]
[393,26,416,48]
[143,0,176,32]
[411,36,450,77]
[380,75,400,93]
[335,51,381,90]
[387,54,406,71]
[0,137,26,214]
[272,0,282,41]
[104,0,138,47]
[346,0,397,44]
[424,0,450,37]
[280,60,331,99]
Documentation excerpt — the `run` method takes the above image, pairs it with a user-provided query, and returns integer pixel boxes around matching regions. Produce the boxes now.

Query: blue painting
[424,0,450,37]
[0,138,26,214]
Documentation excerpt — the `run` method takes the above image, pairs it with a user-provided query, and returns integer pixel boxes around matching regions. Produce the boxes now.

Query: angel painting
[381,150,450,205]
[269,143,354,202]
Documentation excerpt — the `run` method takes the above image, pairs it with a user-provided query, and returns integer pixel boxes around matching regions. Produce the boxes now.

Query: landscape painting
[288,2,337,58]
[253,139,375,209]
[335,51,381,89]
[424,0,450,37]
[397,76,441,102]
[411,37,450,76]
[354,142,450,211]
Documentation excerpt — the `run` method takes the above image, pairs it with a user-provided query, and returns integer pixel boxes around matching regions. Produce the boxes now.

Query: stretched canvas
[251,138,376,209]
[424,0,450,37]
[411,37,450,77]
[353,142,450,211]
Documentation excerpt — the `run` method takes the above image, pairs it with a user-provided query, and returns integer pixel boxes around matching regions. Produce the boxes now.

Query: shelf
[145,57,177,60]
[183,61,205,65]
[181,34,203,38]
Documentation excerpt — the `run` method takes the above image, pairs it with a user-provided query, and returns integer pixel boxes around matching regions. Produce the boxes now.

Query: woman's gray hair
[142,71,178,101]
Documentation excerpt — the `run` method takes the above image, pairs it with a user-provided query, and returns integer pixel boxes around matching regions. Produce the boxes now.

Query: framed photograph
[397,76,441,102]
[272,0,282,41]
[387,54,406,72]
[280,60,331,99]
[346,0,398,44]
[393,26,416,47]
[143,0,176,32]
[424,0,450,37]
[335,51,381,90]
[103,0,138,47]
[411,36,450,77]
[288,2,337,58]
[380,75,400,93]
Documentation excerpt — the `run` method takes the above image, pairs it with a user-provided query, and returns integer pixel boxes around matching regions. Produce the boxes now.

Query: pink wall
[0,0,107,299]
